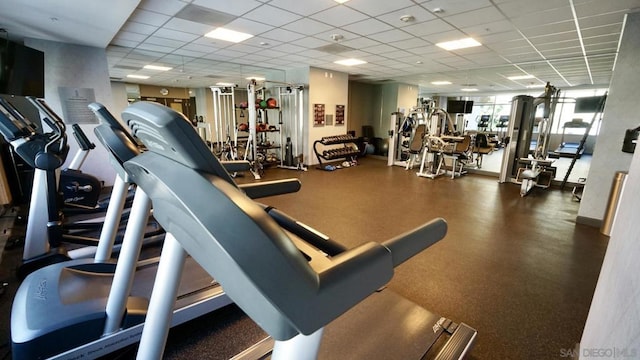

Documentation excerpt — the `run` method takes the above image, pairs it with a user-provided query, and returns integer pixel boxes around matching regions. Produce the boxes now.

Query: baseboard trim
[576,215,602,228]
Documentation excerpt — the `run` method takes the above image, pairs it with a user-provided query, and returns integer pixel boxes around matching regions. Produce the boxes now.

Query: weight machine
[277,85,307,171]
[387,108,427,168]
[498,82,561,196]
[210,85,238,161]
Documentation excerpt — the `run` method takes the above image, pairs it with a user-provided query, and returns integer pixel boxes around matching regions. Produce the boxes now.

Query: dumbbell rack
[313,134,360,170]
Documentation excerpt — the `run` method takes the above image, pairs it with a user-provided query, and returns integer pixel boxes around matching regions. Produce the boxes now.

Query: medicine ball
[266,98,277,108]
[238,123,248,131]
[259,99,268,109]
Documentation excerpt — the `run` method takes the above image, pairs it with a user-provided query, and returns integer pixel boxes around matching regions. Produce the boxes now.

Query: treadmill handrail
[122,101,448,341]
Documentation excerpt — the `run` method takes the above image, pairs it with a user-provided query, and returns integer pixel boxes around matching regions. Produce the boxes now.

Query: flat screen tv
[447,100,474,114]
[574,96,606,113]
[0,39,45,98]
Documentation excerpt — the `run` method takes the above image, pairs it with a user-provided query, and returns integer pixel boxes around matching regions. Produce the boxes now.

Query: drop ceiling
[1,0,639,94]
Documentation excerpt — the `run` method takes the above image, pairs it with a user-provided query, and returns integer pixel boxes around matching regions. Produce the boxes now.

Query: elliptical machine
[59,123,104,209]
[0,96,157,277]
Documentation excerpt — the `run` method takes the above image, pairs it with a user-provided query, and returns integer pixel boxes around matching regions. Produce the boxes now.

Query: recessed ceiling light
[508,74,536,80]
[205,28,253,43]
[334,58,367,66]
[436,37,482,51]
[143,65,172,71]
[215,82,235,86]
[400,15,415,23]
[334,0,350,3]
[246,76,266,81]
[526,84,545,88]
[127,74,150,79]
[461,88,478,92]
[431,81,452,85]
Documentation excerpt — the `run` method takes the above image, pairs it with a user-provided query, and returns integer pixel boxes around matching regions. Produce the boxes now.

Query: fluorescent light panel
[144,64,172,71]
[127,74,150,79]
[436,37,481,51]
[215,82,235,86]
[205,28,253,43]
[431,81,452,85]
[508,74,535,80]
[334,0,350,3]
[334,58,367,66]
[461,88,478,92]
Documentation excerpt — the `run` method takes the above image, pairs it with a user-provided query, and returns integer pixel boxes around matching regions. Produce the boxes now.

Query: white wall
[580,11,640,357]
[307,67,349,166]
[578,12,639,224]
[396,83,418,114]
[25,38,117,185]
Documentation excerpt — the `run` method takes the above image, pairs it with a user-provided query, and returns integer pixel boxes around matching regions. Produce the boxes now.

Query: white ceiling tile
[574,0,639,18]
[261,28,306,42]
[585,43,618,53]
[369,29,413,43]
[111,39,141,48]
[511,7,574,28]
[173,48,211,57]
[426,29,468,44]
[529,31,578,43]
[270,43,308,54]
[192,0,262,16]
[581,24,623,38]
[121,22,159,36]
[582,33,621,45]
[426,0,493,15]
[129,9,171,26]
[139,0,188,16]
[312,29,361,43]
[578,12,628,29]
[362,43,400,55]
[242,36,284,48]
[345,0,415,17]
[224,17,275,35]
[180,42,220,53]
[462,20,516,38]
[267,0,337,16]
[135,43,178,53]
[153,28,201,42]
[406,45,442,56]
[342,18,394,36]
[281,18,334,36]
[115,31,148,43]
[392,37,431,50]
[163,18,214,35]
[213,49,248,58]
[309,6,369,27]
[377,5,436,27]
[477,31,523,44]
[444,6,506,28]
[144,36,186,48]
[520,21,575,37]
[496,0,568,17]
[289,37,332,49]
[340,37,381,49]
[243,4,302,27]
[403,19,454,37]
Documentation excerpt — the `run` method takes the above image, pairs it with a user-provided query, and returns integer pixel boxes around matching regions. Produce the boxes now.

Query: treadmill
[120,101,477,360]
[549,118,590,159]
[10,103,301,359]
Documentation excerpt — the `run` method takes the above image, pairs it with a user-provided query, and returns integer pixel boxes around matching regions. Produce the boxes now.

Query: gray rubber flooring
[0,156,608,359]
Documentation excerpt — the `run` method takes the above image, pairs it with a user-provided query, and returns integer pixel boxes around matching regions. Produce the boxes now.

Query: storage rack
[313,134,360,169]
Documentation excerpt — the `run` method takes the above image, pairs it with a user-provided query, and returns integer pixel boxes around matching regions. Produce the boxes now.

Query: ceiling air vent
[175,4,236,27]
[315,43,355,54]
